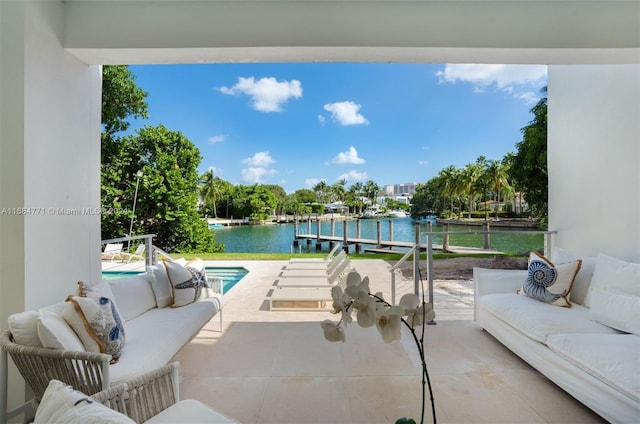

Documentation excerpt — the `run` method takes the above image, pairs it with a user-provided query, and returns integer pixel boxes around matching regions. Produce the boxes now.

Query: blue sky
[128,63,547,194]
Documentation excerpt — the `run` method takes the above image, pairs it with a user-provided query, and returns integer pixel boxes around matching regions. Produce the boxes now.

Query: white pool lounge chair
[101,243,124,262]
[120,244,146,263]
[275,262,354,288]
[268,287,332,311]
[288,243,342,263]
[284,250,347,270]
[278,253,350,277]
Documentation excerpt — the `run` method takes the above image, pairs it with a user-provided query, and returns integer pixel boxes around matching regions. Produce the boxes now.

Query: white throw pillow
[551,248,597,306]
[34,379,135,424]
[589,288,640,335]
[37,312,85,351]
[519,251,581,307]
[587,253,640,298]
[164,259,211,308]
[108,275,157,321]
[147,263,174,308]
[9,310,43,347]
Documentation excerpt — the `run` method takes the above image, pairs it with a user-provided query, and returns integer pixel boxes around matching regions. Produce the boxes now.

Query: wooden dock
[293,234,503,255]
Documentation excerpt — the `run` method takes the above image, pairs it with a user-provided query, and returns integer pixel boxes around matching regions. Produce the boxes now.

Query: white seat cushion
[546,333,640,403]
[477,293,620,343]
[109,296,221,384]
[144,399,236,423]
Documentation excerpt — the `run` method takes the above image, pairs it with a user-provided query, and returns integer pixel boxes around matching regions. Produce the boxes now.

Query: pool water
[101,267,248,293]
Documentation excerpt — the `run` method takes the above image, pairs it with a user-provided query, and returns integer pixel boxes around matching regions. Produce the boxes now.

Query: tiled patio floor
[160,259,605,424]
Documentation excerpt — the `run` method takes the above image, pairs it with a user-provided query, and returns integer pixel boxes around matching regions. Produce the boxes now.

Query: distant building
[383,182,418,196]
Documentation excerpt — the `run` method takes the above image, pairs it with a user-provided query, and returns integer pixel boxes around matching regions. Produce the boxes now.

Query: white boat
[388,210,407,218]
[362,209,381,219]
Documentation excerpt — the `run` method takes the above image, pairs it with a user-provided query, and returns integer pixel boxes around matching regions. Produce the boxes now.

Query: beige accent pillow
[519,251,582,307]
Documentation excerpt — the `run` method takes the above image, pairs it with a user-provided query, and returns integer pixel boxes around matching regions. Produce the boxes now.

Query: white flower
[321,320,345,342]
[399,293,420,311]
[407,303,436,328]
[353,295,377,328]
[399,293,435,327]
[345,276,370,300]
[376,305,404,343]
[331,285,353,325]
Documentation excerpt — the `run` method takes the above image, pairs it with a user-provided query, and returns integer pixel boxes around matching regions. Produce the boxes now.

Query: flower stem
[370,294,436,424]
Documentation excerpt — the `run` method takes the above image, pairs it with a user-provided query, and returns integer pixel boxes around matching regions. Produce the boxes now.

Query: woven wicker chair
[91,362,179,423]
[91,361,236,423]
[0,330,111,422]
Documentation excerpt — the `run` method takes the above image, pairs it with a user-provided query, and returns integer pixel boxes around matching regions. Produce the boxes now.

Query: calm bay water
[212,218,545,254]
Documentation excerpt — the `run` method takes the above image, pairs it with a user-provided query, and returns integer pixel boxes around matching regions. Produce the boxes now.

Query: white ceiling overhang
[62,1,640,65]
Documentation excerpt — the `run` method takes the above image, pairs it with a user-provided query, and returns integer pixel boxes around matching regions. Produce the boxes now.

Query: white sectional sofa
[1,260,223,422]
[474,249,639,423]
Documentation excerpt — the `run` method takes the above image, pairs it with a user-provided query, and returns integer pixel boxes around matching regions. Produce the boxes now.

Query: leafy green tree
[101,66,148,139]
[101,66,220,252]
[110,125,218,252]
[230,185,279,220]
[101,65,149,240]
[409,180,441,219]
[292,189,317,204]
[510,88,548,218]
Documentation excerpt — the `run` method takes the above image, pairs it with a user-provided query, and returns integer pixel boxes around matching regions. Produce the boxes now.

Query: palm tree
[330,179,347,204]
[438,165,461,217]
[199,169,222,218]
[312,180,328,204]
[485,160,511,218]
[347,182,365,214]
[461,163,482,218]
[363,180,381,207]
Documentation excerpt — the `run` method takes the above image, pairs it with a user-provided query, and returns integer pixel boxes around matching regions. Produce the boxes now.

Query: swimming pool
[102,266,249,293]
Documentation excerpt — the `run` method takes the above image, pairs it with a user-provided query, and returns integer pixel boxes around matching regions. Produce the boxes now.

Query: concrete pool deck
[102,258,604,423]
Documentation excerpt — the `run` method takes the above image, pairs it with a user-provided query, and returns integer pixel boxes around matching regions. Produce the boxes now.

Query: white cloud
[436,64,547,104]
[208,135,225,144]
[241,167,277,184]
[323,101,369,126]
[329,146,365,165]
[317,115,326,124]
[418,160,428,166]
[219,76,302,112]
[240,151,276,183]
[305,178,325,188]
[337,170,368,182]
[242,151,275,167]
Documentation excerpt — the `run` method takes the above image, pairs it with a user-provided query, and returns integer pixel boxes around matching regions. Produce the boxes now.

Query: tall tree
[485,160,511,218]
[101,65,149,240]
[312,181,329,203]
[110,125,217,252]
[510,87,548,218]
[199,169,222,218]
[363,180,380,206]
[101,66,148,140]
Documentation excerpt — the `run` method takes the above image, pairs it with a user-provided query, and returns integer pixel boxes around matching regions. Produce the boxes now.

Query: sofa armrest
[473,267,527,298]
[91,362,180,423]
[1,330,111,421]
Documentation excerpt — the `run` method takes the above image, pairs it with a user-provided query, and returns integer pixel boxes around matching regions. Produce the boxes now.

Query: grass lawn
[176,252,524,261]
